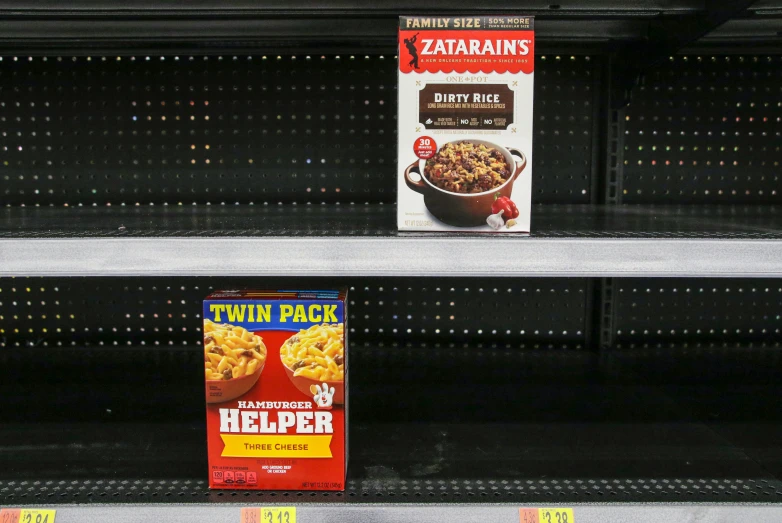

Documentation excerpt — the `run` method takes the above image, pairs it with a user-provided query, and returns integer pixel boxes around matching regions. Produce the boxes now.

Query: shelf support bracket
[612,0,759,107]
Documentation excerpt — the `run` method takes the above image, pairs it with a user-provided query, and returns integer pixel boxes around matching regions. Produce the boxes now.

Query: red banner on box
[399,30,534,74]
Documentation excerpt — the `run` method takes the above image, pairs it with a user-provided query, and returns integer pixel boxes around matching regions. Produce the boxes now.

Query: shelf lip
[11,504,782,522]
[3,237,782,277]
[0,1,717,53]
[0,0,703,16]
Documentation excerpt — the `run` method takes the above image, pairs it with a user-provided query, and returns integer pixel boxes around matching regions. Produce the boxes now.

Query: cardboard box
[203,289,347,490]
[398,16,535,233]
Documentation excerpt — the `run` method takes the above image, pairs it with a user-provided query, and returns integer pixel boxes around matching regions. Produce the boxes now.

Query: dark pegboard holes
[0,276,589,348]
[3,53,781,207]
[0,54,597,206]
[623,55,782,203]
[614,278,782,344]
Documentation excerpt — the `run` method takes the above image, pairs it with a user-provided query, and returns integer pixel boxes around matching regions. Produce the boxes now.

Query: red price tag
[413,136,436,159]
[0,509,21,523]
[241,508,259,523]
[519,508,539,523]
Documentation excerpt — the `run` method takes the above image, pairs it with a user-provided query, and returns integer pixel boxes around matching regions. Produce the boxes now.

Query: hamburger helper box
[398,16,534,233]
[203,289,347,490]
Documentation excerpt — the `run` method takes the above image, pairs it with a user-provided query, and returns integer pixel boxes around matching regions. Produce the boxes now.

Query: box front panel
[397,16,535,232]
[204,296,346,490]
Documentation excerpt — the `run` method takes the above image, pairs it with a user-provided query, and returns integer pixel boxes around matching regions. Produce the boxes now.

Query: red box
[204,289,348,490]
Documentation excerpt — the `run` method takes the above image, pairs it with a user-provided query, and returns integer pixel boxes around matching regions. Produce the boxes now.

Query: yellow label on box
[242,508,295,523]
[222,434,332,458]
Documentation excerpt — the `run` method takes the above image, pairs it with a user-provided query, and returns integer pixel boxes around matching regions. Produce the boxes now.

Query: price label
[540,508,573,523]
[520,508,574,523]
[241,507,295,523]
[0,510,55,523]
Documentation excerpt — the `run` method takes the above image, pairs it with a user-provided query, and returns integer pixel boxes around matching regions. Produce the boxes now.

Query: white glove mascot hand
[313,382,335,408]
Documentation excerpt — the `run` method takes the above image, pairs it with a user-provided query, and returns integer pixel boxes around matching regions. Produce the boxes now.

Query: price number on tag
[520,508,574,523]
[262,508,295,523]
[241,507,295,523]
[21,511,55,523]
[540,508,574,523]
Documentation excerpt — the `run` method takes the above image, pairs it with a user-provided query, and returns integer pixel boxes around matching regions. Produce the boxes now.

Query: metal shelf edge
[7,504,782,523]
[2,237,782,277]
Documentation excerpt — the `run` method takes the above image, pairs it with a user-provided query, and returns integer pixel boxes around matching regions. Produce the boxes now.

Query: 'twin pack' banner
[204,300,344,332]
[399,16,534,74]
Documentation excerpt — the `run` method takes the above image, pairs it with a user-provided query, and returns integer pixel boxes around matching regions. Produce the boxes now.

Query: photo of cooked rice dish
[423,141,511,194]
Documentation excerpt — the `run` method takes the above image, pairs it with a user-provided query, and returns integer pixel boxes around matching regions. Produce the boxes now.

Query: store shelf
[0,0,756,105]
[0,0,706,12]
[0,505,779,523]
[0,1,780,520]
[695,1,782,50]
[700,19,782,49]
[2,205,782,277]
[1,344,781,518]
[5,204,782,238]
[0,1,707,53]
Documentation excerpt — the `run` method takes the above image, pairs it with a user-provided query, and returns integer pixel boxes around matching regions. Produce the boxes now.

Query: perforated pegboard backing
[0,277,589,348]
[533,55,596,202]
[0,54,597,206]
[1,347,782,502]
[613,278,782,346]
[623,56,782,203]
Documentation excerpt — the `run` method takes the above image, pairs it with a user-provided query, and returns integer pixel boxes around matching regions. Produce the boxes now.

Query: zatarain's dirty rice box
[203,289,347,490]
[398,16,534,233]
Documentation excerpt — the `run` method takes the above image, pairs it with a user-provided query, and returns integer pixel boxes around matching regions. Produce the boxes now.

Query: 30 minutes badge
[413,136,436,159]
[520,508,574,523]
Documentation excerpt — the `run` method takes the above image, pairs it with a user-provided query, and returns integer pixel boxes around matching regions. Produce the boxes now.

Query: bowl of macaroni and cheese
[404,139,527,227]
[204,319,268,403]
[280,323,345,405]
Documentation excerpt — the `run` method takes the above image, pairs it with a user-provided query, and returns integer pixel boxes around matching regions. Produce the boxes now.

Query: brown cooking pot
[404,140,527,227]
